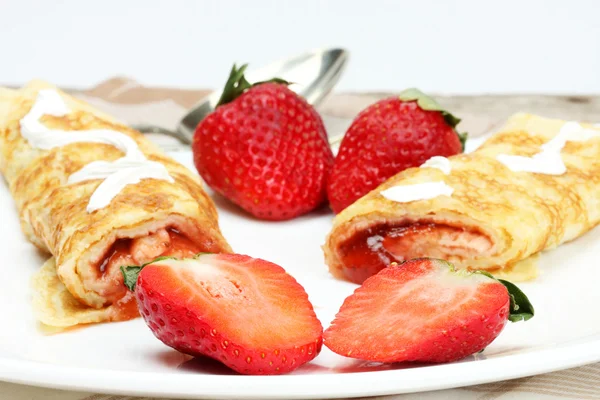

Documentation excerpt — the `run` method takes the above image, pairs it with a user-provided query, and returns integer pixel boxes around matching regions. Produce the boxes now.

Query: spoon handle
[133,123,343,148]
[132,124,193,145]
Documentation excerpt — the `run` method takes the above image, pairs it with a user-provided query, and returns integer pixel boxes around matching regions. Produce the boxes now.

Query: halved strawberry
[121,254,323,375]
[323,258,533,363]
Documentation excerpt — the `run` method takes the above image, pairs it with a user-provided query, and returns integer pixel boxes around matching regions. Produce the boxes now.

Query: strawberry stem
[398,88,468,152]
[215,64,290,107]
[120,255,177,291]
[458,132,468,151]
[121,265,143,291]
[215,64,252,108]
[497,278,535,322]
[476,270,535,322]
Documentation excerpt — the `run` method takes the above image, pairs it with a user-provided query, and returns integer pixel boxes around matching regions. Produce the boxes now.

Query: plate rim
[3,144,600,398]
[1,335,599,399]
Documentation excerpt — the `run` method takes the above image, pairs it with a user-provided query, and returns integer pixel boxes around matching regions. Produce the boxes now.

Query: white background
[1,0,599,94]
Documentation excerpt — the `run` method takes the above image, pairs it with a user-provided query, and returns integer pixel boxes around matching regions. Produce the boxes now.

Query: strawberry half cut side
[122,253,323,375]
[324,258,533,363]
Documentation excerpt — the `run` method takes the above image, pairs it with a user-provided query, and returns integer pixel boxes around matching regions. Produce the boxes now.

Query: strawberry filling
[337,222,493,284]
[96,228,204,303]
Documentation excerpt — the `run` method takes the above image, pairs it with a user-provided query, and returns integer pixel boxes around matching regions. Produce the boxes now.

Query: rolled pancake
[0,81,231,326]
[324,113,599,284]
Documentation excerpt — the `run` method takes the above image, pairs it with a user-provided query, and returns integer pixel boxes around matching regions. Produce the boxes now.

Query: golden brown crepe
[324,113,600,284]
[0,81,231,327]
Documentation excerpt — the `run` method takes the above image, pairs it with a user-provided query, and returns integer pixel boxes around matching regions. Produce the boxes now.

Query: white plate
[1,149,599,400]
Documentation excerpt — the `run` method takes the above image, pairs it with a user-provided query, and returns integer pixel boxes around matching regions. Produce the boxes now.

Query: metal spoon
[133,48,349,145]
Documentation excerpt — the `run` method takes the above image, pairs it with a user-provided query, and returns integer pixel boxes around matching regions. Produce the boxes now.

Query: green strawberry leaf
[475,270,535,322]
[458,132,468,151]
[215,64,251,108]
[121,265,143,291]
[498,278,535,322]
[398,88,467,151]
[120,255,177,291]
[193,252,213,259]
[215,64,290,107]
[253,77,291,86]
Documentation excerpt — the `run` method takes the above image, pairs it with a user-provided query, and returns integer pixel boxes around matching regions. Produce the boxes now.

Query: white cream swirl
[382,157,454,203]
[497,121,600,175]
[420,156,452,175]
[20,90,173,212]
[381,182,454,203]
[382,121,600,204]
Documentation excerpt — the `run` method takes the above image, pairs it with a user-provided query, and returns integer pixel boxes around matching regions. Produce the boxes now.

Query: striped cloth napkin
[2,78,598,400]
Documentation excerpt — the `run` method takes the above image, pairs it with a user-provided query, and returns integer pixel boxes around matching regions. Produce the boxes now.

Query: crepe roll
[0,81,231,326]
[324,113,600,283]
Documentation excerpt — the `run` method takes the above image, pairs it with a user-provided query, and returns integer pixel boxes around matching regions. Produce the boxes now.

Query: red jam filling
[337,223,492,284]
[99,228,201,274]
[96,228,205,303]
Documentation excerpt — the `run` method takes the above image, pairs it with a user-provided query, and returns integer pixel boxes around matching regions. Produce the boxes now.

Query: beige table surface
[2,78,600,399]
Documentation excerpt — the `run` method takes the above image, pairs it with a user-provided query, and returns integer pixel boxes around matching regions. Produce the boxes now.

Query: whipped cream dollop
[381,182,454,203]
[20,90,173,212]
[420,156,452,175]
[496,121,600,175]
[382,157,454,203]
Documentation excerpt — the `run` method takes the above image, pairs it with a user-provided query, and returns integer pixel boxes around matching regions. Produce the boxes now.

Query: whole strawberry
[121,253,323,375]
[324,258,534,363]
[193,64,334,220]
[327,89,466,213]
